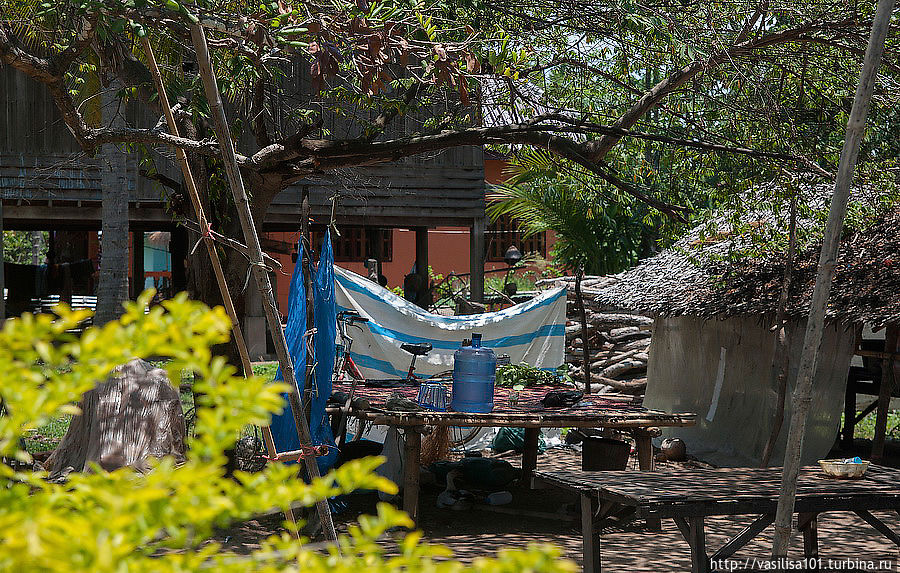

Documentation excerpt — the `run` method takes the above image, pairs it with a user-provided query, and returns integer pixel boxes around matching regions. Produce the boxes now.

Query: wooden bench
[536,465,900,573]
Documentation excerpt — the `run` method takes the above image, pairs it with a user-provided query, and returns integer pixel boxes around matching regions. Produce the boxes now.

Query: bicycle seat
[401,342,432,356]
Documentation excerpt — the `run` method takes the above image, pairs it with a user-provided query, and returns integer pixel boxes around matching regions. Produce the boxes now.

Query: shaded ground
[214,446,900,570]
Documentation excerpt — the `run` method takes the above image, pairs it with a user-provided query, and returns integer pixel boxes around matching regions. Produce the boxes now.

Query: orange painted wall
[266,157,557,313]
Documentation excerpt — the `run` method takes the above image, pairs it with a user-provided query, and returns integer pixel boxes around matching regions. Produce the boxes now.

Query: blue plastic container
[451,333,496,413]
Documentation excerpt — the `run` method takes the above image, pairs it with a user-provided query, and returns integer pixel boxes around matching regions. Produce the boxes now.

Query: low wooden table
[331,382,696,521]
[536,465,900,573]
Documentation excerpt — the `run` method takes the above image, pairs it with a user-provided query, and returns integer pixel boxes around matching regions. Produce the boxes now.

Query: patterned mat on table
[330,380,644,414]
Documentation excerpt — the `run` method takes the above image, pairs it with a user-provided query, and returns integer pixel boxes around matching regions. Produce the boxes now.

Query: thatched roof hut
[595,184,896,467]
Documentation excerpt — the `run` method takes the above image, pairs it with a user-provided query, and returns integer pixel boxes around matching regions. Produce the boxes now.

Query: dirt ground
[216,445,900,571]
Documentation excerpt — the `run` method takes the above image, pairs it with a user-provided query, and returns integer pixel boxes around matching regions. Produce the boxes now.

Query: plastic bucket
[581,437,630,471]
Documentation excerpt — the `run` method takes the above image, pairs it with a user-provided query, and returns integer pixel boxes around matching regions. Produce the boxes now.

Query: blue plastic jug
[451,333,496,413]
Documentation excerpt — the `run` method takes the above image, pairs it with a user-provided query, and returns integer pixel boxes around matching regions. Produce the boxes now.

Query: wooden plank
[711,514,774,560]
[581,493,601,573]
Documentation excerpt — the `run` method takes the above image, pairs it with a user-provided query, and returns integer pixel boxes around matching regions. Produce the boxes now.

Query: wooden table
[536,465,900,573]
[331,383,695,521]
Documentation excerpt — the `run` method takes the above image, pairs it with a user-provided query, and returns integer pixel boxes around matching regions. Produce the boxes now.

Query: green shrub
[0,291,574,572]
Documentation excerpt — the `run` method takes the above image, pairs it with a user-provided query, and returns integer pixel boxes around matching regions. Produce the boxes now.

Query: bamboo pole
[771,0,895,556]
[188,24,338,542]
[140,37,298,530]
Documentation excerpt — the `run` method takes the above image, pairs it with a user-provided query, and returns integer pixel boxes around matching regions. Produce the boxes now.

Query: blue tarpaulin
[269,232,338,474]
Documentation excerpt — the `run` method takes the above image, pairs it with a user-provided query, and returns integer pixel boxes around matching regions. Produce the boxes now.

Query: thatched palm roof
[596,183,900,327]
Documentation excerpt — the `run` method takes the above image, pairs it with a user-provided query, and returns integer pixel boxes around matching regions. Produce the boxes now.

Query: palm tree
[487,149,661,392]
[486,149,656,276]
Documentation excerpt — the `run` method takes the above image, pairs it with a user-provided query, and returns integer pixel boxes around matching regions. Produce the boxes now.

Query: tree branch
[585,17,861,161]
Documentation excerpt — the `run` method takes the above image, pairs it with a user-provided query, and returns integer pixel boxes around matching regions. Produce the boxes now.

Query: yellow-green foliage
[0,291,574,572]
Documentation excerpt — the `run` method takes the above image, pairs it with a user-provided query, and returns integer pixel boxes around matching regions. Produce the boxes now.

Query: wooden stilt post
[132,230,144,300]
[771,0,895,555]
[469,217,485,304]
[188,24,338,543]
[141,38,298,535]
[415,227,429,308]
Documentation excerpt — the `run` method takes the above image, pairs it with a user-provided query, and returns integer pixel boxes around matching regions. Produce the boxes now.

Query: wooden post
[402,429,422,521]
[140,38,293,530]
[521,427,540,487]
[131,230,144,300]
[843,378,857,449]
[170,227,187,293]
[872,326,898,460]
[415,227,429,307]
[771,0,895,556]
[688,517,709,573]
[188,28,339,541]
[301,188,316,420]
[469,217,485,303]
[575,268,591,393]
[581,493,601,573]
[799,512,818,558]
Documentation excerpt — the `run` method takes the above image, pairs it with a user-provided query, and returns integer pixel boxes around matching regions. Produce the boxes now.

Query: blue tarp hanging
[269,232,338,474]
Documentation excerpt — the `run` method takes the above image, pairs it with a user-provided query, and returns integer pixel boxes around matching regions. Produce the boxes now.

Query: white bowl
[818,459,869,479]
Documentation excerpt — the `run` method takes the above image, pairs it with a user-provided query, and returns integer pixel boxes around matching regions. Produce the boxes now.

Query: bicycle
[332,310,480,448]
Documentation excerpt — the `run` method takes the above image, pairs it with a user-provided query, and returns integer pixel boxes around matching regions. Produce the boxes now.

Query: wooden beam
[855,509,900,546]
[712,514,774,560]
[188,26,338,542]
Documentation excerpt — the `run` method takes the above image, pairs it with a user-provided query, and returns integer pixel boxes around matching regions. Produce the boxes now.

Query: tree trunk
[95,107,130,325]
[44,359,186,478]
[771,0,895,555]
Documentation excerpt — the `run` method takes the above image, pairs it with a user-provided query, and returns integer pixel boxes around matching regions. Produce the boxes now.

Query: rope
[189,222,215,256]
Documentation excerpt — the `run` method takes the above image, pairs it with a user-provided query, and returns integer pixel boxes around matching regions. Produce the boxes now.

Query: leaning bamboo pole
[188,24,338,542]
[140,37,306,534]
[771,0,895,556]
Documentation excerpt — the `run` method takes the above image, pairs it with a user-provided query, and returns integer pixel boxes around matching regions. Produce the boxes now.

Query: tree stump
[45,359,186,476]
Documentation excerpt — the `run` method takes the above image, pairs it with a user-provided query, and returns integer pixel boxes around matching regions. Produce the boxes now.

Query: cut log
[609,330,652,343]
[45,359,186,477]
[600,359,647,380]
[612,339,652,353]
[588,313,653,329]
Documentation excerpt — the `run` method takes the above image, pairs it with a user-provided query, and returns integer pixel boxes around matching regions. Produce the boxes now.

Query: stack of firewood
[538,276,652,395]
